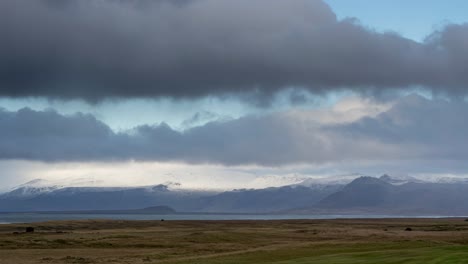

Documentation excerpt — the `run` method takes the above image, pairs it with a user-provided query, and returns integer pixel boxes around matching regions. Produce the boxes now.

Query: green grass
[178,243,468,264]
[287,246,468,264]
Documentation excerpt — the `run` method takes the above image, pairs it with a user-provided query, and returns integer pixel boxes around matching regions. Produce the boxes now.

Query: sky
[1,0,468,191]
[325,0,468,41]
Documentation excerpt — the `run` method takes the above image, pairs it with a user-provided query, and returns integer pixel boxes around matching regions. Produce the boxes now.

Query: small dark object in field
[161,219,165,222]
[465,219,468,222]
[405,227,412,231]
[383,228,388,231]
[25,227,35,233]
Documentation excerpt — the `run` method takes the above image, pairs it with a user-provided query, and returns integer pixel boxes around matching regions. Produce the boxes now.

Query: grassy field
[1,218,468,263]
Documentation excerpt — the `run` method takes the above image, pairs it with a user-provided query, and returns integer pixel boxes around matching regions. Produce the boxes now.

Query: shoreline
[0,214,467,225]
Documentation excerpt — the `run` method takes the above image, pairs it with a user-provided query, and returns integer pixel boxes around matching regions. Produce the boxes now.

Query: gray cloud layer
[1,95,467,165]
[0,0,467,101]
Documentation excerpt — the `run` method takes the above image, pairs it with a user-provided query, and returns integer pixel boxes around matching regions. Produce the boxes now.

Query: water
[0,213,455,224]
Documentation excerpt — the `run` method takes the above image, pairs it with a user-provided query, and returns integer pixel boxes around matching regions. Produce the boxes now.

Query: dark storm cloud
[1,95,468,165]
[0,0,467,102]
[334,95,468,160]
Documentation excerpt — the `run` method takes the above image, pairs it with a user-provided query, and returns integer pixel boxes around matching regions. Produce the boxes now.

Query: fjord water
[0,213,453,224]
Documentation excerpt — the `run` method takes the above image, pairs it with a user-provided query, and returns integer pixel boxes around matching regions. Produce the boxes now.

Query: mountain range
[307,176,468,215]
[2,174,468,216]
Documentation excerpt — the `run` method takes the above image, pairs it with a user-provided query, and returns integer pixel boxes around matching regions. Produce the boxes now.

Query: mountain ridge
[4,175,468,215]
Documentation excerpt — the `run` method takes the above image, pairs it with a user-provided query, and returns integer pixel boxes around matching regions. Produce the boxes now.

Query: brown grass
[0,218,468,263]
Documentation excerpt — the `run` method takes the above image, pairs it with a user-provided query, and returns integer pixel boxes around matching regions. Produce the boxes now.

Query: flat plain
[1,218,468,263]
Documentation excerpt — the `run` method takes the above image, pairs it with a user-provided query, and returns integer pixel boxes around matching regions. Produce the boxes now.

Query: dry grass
[1,218,468,263]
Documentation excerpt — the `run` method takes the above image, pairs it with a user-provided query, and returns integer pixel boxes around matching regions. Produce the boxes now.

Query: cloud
[335,95,468,160]
[1,95,467,166]
[181,111,220,128]
[0,0,467,102]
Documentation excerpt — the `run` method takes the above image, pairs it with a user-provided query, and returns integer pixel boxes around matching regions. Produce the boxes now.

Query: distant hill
[304,176,468,215]
[318,176,394,208]
[193,184,342,213]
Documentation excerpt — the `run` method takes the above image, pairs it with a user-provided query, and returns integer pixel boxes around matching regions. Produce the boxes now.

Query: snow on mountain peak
[18,179,54,188]
[378,174,424,185]
[296,173,363,187]
[5,179,63,197]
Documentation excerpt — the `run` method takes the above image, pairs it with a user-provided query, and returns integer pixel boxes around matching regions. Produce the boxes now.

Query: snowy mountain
[295,173,456,188]
[291,175,468,215]
[5,174,468,215]
[3,178,188,197]
[0,180,213,212]
[0,177,340,213]
[295,173,363,188]
[378,174,425,185]
[3,179,64,198]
